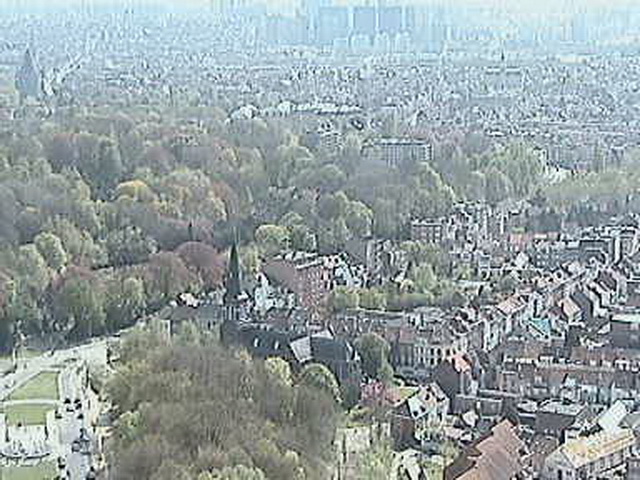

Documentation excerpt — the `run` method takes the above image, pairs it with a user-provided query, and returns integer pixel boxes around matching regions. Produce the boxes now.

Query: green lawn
[1,404,55,426]
[18,350,42,360]
[8,372,59,401]
[0,462,57,480]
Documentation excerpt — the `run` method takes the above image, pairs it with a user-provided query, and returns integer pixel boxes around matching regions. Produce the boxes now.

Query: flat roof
[612,313,640,324]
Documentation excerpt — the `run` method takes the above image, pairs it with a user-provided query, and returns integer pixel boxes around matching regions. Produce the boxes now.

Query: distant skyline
[4,0,640,7]
[3,0,640,15]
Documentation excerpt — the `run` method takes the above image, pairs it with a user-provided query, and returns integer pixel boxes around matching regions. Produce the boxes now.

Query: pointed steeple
[221,241,246,346]
[15,49,41,100]
[224,242,242,305]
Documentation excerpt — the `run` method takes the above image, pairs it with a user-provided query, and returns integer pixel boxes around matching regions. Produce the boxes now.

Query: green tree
[50,218,106,267]
[15,244,50,295]
[106,226,158,267]
[329,286,359,313]
[299,363,341,404]
[288,224,316,252]
[345,200,373,238]
[55,271,106,339]
[265,357,293,387]
[144,252,198,302]
[96,138,124,197]
[372,198,399,239]
[411,264,437,294]
[358,288,387,311]
[255,224,290,257]
[34,232,68,273]
[485,167,513,204]
[318,191,349,221]
[105,277,146,332]
[355,440,395,480]
[355,333,393,382]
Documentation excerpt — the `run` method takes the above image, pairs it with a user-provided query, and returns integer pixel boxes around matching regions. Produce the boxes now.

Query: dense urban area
[3,0,640,479]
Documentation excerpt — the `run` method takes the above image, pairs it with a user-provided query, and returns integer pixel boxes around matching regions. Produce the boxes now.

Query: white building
[543,428,637,480]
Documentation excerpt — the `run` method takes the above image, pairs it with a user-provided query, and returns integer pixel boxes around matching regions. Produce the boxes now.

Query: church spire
[224,242,242,305]
[15,48,42,101]
[221,241,245,345]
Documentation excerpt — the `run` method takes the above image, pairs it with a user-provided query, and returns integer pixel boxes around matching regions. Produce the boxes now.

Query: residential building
[411,218,450,246]
[535,400,593,441]
[543,427,637,480]
[264,252,332,315]
[627,456,640,480]
[611,312,640,349]
[390,383,449,449]
[362,137,431,169]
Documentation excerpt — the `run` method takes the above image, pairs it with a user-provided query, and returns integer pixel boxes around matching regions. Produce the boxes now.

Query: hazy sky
[4,0,639,12]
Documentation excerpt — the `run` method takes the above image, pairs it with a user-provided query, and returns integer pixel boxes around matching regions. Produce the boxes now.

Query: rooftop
[539,400,585,417]
[612,312,640,324]
[561,428,635,469]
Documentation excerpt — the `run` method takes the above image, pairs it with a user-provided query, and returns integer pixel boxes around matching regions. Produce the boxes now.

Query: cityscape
[1,0,640,479]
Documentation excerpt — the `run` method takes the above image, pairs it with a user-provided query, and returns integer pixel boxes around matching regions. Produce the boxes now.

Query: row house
[534,399,594,441]
[387,308,474,381]
[479,293,528,352]
[578,231,622,265]
[497,354,640,406]
[411,203,506,251]
[390,323,469,381]
[543,427,637,480]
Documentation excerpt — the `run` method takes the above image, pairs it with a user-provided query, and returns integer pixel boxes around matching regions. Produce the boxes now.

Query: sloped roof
[559,297,581,320]
[290,335,312,363]
[445,419,525,480]
[595,400,628,433]
[558,428,635,469]
[496,294,525,316]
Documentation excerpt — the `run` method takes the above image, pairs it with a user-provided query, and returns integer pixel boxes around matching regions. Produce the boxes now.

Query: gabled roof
[595,400,627,433]
[392,383,448,421]
[445,419,525,480]
[559,297,581,320]
[496,294,526,316]
[555,427,635,470]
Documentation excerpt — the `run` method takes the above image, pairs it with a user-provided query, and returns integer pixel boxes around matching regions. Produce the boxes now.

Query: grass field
[8,372,59,401]
[0,462,57,480]
[0,404,55,426]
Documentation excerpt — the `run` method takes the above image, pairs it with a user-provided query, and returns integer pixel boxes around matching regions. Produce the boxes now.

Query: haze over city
[2,0,640,479]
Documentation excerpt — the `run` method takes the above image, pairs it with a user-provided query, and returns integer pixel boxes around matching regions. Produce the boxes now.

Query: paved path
[0,339,109,477]
[0,340,107,403]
